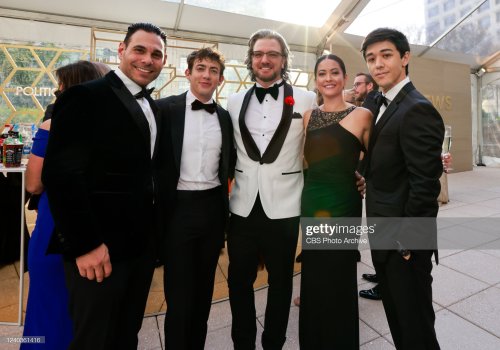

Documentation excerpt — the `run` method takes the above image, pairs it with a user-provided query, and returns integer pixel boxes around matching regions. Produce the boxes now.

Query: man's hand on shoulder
[76,243,112,282]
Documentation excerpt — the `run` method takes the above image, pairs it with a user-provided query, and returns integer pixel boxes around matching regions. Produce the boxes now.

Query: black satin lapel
[107,72,150,144]
[371,102,397,145]
[239,86,261,162]
[170,94,186,173]
[261,83,294,164]
[371,82,414,144]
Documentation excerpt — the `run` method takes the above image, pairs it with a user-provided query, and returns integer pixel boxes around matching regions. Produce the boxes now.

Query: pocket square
[292,112,303,119]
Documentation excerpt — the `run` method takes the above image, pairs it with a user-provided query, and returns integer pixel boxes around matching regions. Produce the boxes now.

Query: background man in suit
[42,23,167,349]
[362,28,444,350]
[226,29,316,350]
[156,47,233,350]
[353,72,378,104]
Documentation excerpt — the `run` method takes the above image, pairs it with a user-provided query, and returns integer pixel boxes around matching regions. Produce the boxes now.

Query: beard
[254,69,280,84]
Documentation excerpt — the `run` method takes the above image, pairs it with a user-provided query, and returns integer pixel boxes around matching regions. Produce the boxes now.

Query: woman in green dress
[299,54,372,349]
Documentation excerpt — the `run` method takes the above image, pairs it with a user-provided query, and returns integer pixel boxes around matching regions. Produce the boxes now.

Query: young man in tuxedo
[362,28,444,350]
[156,47,234,349]
[42,23,167,350]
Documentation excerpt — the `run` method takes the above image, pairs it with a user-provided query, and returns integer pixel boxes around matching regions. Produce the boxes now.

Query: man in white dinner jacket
[226,28,316,350]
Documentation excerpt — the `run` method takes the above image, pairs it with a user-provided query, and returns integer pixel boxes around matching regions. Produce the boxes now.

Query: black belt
[176,186,222,200]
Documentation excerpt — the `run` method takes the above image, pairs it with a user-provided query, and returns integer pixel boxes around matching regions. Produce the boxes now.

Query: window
[479,16,491,29]
[444,14,456,26]
[443,0,456,11]
[428,5,439,17]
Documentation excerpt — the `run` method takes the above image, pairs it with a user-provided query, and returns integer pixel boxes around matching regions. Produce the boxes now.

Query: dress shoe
[361,273,378,283]
[359,285,382,300]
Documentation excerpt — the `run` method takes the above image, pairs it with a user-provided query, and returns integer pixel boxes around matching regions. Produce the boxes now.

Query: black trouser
[63,238,156,350]
[163,187,225,350]
[374,250,440,350]
[228,196,299,350]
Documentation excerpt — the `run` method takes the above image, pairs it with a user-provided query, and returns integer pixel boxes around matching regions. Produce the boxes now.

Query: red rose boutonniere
[285,96,295,106]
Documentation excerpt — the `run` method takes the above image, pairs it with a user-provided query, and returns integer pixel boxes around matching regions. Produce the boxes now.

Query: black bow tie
[191,99,217,114]
[375,93,388,108]
[134,87,155,99]
[255,81,284,103]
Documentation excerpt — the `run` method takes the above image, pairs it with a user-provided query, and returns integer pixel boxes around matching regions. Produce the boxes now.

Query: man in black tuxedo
[362,28,444,349]
[42,23,167,350]
[156,47,234,349]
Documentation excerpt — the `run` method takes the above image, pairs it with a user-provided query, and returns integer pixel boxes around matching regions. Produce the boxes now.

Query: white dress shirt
[177,90,222,190]
[376,76,410,124]
[245,80,284,155]
[114,68,157,157]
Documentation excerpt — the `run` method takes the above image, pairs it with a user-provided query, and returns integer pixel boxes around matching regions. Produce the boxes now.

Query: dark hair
[245,29,291,82]
[355,72,379,91]
[361,28,410,75]
[314,54,346,77]
[124,22,167,46]
[55,60,110,92]
[187,47,226,76]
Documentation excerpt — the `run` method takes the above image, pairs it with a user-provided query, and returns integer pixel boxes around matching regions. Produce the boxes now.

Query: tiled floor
[2,166,500,349]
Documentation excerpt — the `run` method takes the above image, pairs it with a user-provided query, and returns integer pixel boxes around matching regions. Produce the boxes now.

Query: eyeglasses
[353,82,367,88]
[252,51,283,60]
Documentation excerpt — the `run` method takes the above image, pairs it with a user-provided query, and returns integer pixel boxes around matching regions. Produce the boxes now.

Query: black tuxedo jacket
[365,82,444,262]
[42,71,161,261]
[156,92,234,226]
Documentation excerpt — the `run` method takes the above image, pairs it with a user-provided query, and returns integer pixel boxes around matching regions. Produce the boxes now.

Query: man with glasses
[353,72,378,104]
[226,29,316,349]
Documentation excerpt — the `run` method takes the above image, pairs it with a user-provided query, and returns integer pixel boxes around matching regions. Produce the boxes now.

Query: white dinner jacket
[227,83,315,219]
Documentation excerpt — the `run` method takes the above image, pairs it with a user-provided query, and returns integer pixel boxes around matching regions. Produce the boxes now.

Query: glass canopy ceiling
[1,0,498,71]
[162,0,499,72]
[163,0,342,27]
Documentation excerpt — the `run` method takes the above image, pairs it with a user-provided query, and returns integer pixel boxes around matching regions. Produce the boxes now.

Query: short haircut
[124,22,167,47]
[355,72,379,91]
[361,27,410,75]
[55,60,110,92]
[314,54,346,77]
[245,29,291,82]
[186,47,226,76]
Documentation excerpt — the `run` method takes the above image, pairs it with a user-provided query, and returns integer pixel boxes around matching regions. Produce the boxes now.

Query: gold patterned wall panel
[0,44,89,125]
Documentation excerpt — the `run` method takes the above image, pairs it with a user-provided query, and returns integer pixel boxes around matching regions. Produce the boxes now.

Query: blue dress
[21,128,73,349]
